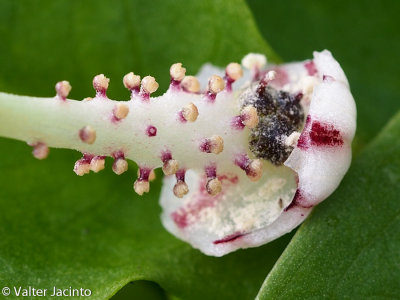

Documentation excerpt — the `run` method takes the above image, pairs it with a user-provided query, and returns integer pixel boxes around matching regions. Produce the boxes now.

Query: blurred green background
[0,0,399,299]
[112,1,400,298]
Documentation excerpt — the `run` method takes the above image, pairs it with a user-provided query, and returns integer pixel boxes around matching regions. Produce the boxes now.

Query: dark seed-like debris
[242,84,305,165]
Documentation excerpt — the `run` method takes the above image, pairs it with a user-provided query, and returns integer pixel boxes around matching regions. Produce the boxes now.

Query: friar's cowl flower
[160,50,356,256]
[0,50,356,257]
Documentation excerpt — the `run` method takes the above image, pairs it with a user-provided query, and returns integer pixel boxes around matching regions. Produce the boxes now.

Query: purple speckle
[130,87,140,98]
[139,91,150,101]
[205,165,217,178]
[171,173,238,229]
[234,153,259,178]
[92,79,107,97]
[322,74,335,82]
[199,139,211,153]
[285,189,313,210]
[234,153,251,174]
[82,153,94,163]
[161,150,172,163]
[284,189,301,211]
[310,121,343,147]
[205,91,216,102]
[231,115,245,130]
[298,115,343,149]
[74,153,94,173]
[218,174,239,185]
[96,90,106,98]
[213,232,244,244]
[171,180,219,229]
[297,116,312,149]
[172,211,189,229]
[175,169,186,182]
[304,60,318,76]
[130,87,140,93]
[111,116,120,123]
[177,110,187,123]
[112,150,125,160]
[138,167,152,181]
[170,79,181,91]
[294,92,303,102]
[146,125,157,137]
[224,75,234,92]
[91,155,106,162]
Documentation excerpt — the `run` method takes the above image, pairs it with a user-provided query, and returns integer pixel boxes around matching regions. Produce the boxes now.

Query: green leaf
[257,110,400,299]
[247,0,400,151]
[0,1,285,299]
[111,281,167,300]
[0,0,278,97]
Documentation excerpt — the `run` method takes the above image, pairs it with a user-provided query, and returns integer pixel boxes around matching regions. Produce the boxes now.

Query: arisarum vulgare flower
[0,50,356,257]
